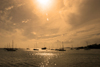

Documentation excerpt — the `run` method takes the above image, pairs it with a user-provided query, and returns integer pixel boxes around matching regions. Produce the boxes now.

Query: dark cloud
[65,0,100,27]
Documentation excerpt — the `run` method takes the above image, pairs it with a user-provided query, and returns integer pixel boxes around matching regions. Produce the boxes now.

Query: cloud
[62,0,100,27]
[17,3,25,7]
[58,0,100,41]
[22,19,30,23]
[5,6,14,10]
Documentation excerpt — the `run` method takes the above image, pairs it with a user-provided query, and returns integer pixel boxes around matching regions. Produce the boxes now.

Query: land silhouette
[76,43,100,50]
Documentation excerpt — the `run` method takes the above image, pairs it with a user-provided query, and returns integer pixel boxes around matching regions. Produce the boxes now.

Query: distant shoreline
[75,43,100,49]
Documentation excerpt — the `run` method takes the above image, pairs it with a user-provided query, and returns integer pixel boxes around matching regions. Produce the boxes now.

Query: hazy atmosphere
[0,0,100,48]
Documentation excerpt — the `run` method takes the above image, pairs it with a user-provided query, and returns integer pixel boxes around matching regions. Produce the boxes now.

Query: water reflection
[32,52,58,67]
[35,53,55,56]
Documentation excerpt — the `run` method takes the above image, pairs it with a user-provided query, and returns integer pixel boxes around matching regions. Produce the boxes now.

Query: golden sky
[0,0,100,48]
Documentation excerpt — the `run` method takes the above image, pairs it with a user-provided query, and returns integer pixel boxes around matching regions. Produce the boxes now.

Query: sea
[0,48,100,67]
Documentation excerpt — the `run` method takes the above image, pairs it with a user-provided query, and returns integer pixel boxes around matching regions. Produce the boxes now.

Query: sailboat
[58,42,66,51]
[51,44,55,50]
[26,44,30,50]
[33,42,39,51]
[41,46,47,50]
[70,45,73,50]
[55,41,60,51]
[41,43,47,50]
[41,47,47,50]
[5,40,17,51]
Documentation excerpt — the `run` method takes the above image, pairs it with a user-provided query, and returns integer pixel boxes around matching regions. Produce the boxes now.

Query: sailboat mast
[35,42,37,48]
[36,42,37,48]
[57,40,58,49]
[62,42,63,48]
[34,42,36,48]
[72,45,73,48]
[12,40,14,48]
[44,42,45,47]
[7,43,8,48]
[9,43,10,48]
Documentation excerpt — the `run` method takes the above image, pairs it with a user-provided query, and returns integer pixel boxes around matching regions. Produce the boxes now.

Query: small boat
[27,48,30,50]
[41,47,47,50]
[58,48,66,51]
[55,49,59,51]
[51,48,54,50]
[76,48,80,50]
[70,48,73,50]
[33,48,39,51]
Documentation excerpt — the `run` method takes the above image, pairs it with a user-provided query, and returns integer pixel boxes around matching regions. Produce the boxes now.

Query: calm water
[0,49,100,67]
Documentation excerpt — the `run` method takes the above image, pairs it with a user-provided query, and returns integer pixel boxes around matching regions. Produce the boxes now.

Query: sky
[0,0,100,48]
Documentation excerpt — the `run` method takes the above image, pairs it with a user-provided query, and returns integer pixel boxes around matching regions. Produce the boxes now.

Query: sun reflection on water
[33,52,58,67]
[35,53,55,56]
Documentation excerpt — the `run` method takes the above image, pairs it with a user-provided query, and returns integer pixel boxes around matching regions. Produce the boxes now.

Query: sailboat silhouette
[33,42,39,51]
[41,44,47,50]
[5,40,17,51]
[58,42,66,51]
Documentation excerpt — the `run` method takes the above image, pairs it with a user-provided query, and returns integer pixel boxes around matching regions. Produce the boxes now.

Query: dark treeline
[76,43,100,49]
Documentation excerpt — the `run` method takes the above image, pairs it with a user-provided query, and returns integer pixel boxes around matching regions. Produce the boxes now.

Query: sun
[34,0,53,11]
[37,0,50,6]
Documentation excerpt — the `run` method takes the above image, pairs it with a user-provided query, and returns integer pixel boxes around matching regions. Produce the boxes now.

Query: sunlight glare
[37,0,50,6]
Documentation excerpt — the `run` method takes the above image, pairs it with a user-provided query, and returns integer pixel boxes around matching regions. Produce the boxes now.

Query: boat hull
[5,48,17,51]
